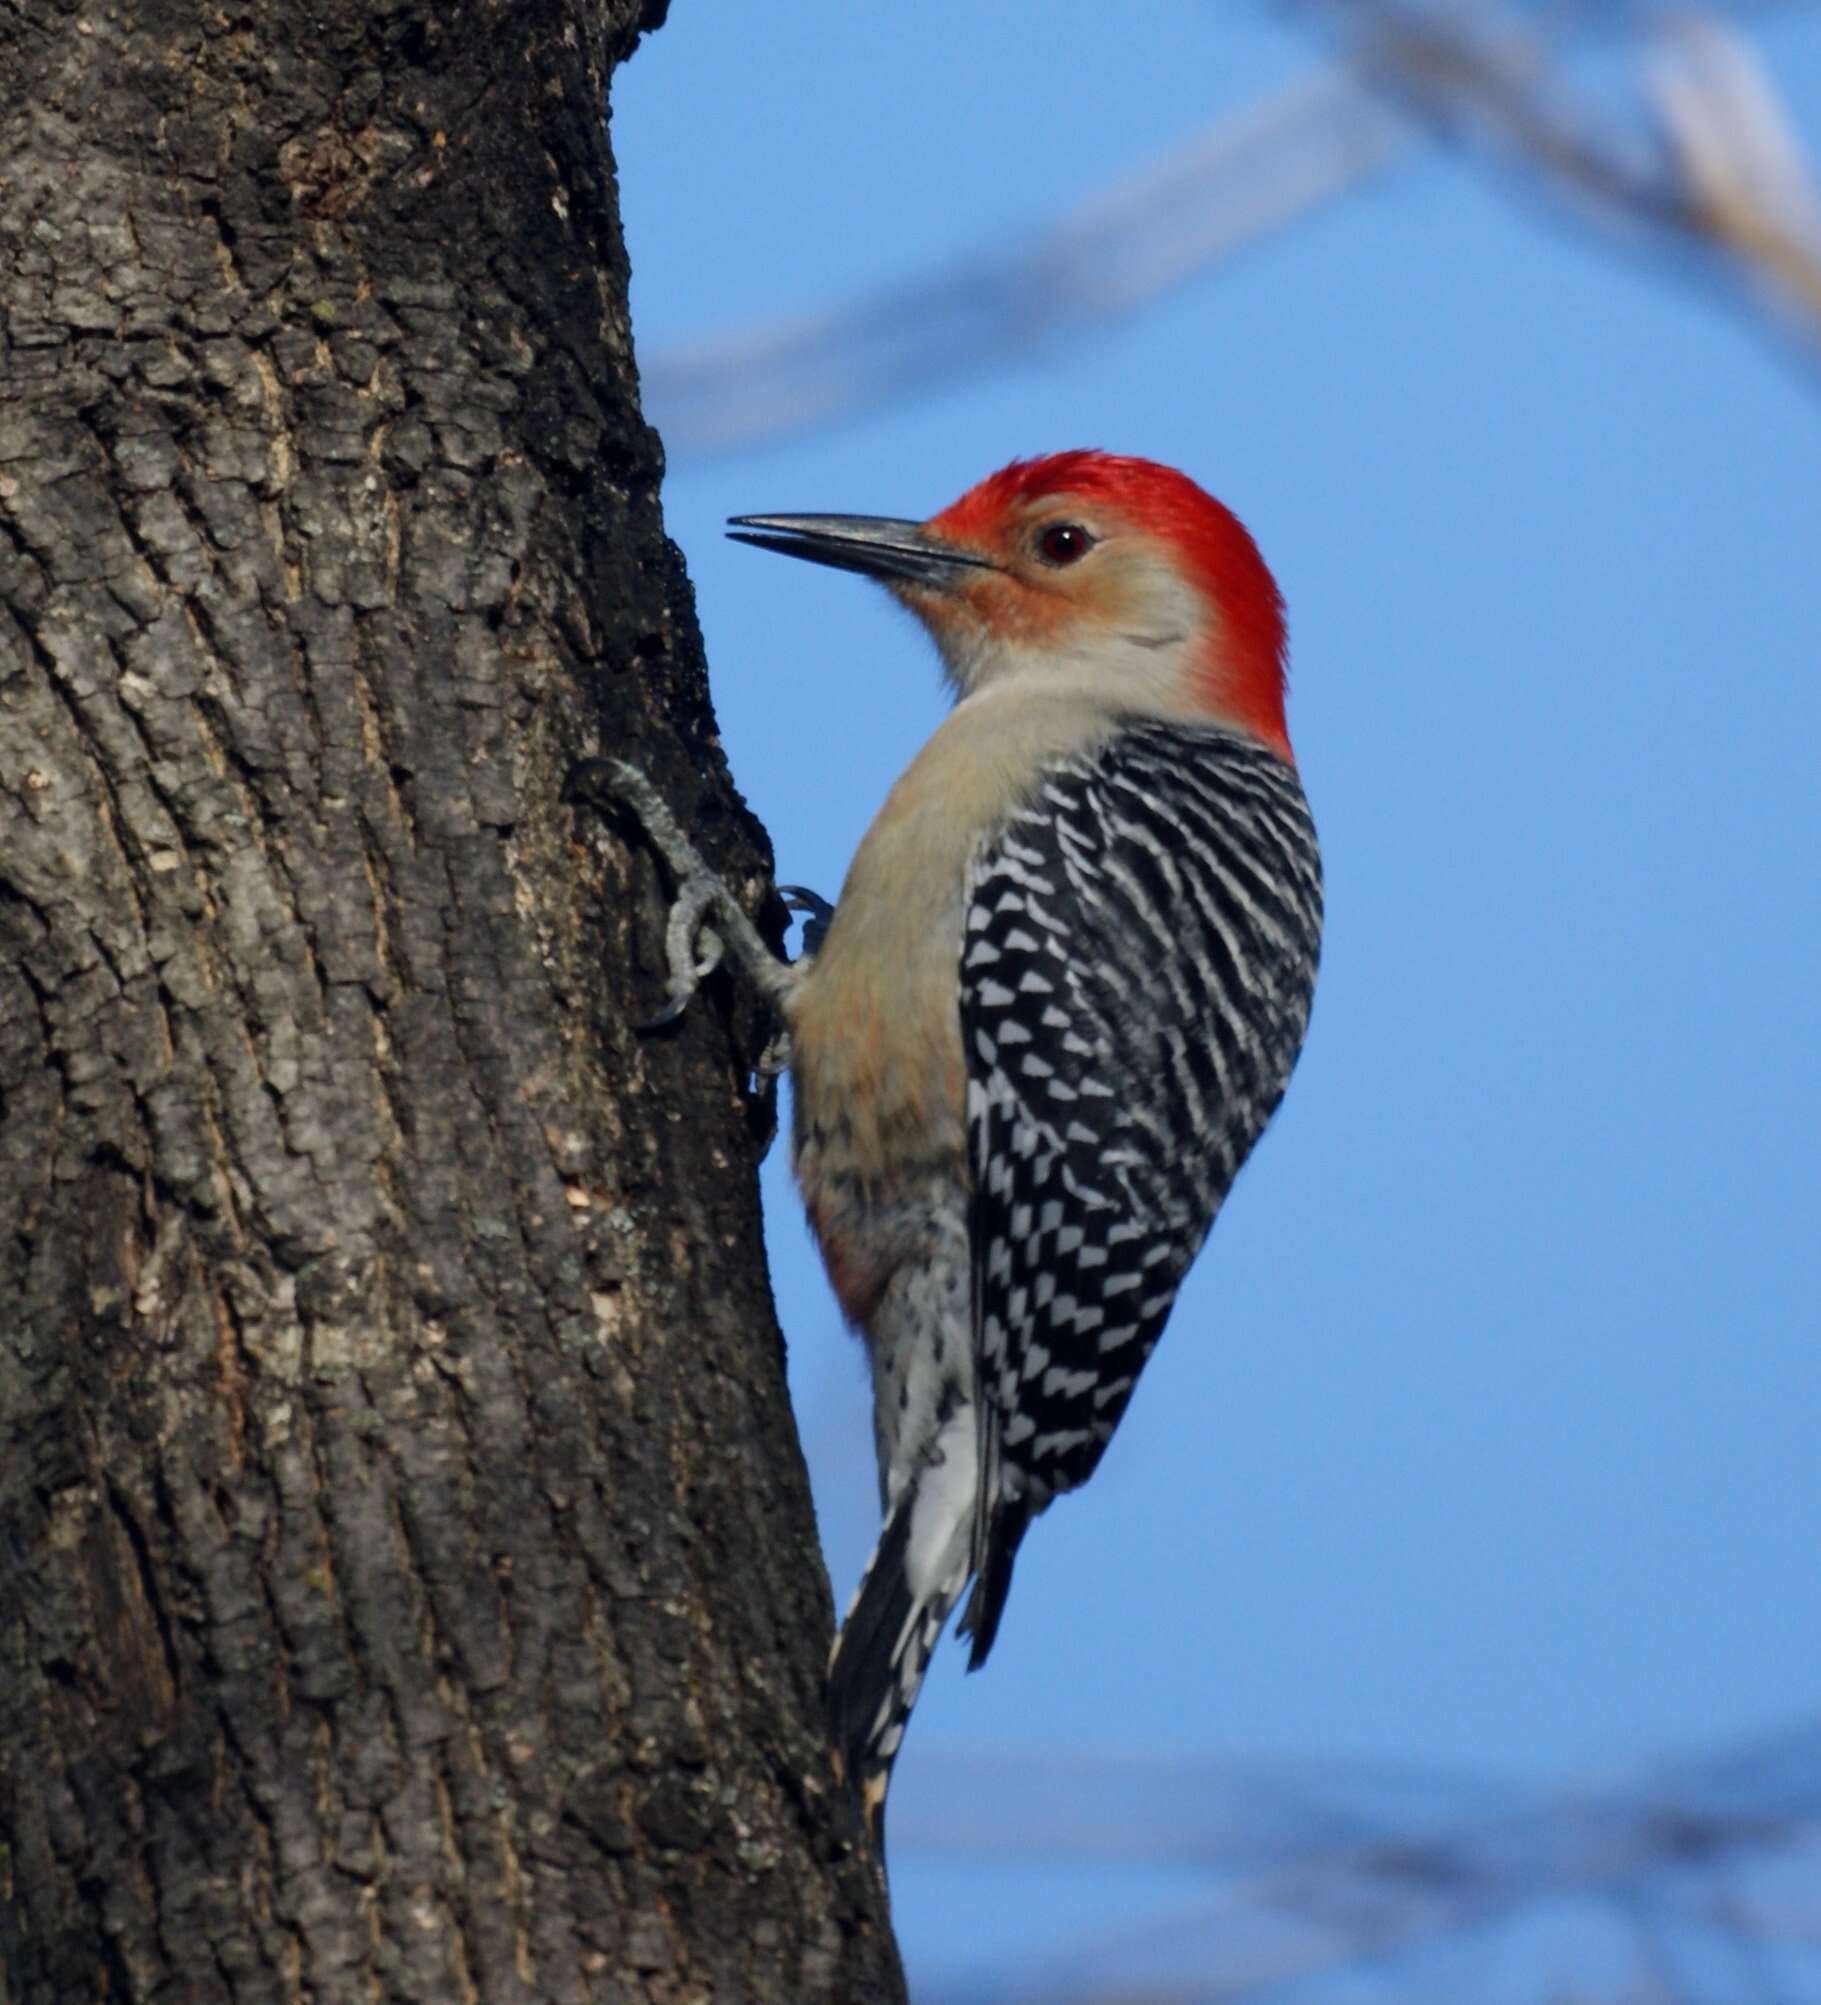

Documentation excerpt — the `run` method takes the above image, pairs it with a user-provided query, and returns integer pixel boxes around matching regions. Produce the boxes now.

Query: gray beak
[727,514,996,592]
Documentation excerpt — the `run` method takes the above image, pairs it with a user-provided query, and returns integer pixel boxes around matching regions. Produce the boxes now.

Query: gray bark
[0,1,903,1998]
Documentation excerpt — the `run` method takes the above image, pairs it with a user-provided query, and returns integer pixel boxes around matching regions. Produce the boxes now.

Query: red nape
[932,451,1293,761]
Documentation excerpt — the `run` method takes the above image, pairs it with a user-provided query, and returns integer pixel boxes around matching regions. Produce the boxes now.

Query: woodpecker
[582,452,1321,1854]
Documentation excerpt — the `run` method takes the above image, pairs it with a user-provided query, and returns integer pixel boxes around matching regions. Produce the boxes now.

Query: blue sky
[612,6,1821,1995]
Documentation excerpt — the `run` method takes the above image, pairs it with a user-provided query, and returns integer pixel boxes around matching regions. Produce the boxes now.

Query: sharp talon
[779,884,834,957]
[636,993,693,1033]
[778,885,835,923]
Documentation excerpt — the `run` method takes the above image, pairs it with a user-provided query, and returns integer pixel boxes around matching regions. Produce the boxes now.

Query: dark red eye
[1036,522,1094,566]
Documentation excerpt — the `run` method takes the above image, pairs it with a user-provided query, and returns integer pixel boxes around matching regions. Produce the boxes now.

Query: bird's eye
[1036,522,1094,566]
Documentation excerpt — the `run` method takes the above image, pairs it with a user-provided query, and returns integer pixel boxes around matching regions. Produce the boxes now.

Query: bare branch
[643,70,1401,459]
[643,6,1821,464]
[902,1721,1821,2004]
[1303,1,1821,343]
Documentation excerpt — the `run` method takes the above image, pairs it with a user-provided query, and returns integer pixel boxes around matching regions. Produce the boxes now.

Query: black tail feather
[827,1495,915,1787]
[828,1485,970,1859]
[957,1494,1032,1671]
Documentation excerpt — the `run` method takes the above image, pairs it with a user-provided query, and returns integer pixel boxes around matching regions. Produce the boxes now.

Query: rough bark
[0,1,904,1999]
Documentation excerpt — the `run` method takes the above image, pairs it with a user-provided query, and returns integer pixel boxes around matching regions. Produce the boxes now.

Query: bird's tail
[955,1492,1032,1670]
[827,1451,973,1857]
[955,1410,1034,1670]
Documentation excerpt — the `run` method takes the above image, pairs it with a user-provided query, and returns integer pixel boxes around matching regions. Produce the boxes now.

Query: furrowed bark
[0,1,904,1998]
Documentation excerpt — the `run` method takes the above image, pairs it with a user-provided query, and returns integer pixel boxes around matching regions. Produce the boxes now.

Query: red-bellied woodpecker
[584,452,1322,1854]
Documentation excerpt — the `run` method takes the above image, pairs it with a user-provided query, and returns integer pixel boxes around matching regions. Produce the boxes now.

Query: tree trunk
[0,2,904,1999]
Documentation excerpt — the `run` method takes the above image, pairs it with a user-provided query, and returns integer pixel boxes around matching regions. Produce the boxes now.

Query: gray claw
[637,992,694,1034]
[778,884,835,958]
[778,884,834,922]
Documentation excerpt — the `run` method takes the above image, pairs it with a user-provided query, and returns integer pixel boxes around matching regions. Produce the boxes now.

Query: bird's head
[730,451,1291,760]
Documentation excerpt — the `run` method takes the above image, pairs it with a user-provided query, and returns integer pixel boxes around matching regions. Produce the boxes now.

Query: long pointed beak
[727,513,996,592]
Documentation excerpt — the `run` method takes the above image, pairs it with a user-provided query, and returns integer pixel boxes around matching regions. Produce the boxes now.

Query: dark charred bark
[0,2,903,1999]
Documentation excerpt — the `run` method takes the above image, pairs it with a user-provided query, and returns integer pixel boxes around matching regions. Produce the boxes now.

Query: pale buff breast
[788,685,1121,1184]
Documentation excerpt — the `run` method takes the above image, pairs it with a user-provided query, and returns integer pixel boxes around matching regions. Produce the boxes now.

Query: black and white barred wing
[957,723,1322,1661]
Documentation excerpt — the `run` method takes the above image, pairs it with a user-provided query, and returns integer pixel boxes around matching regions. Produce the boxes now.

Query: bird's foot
[566,757,803,1034]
